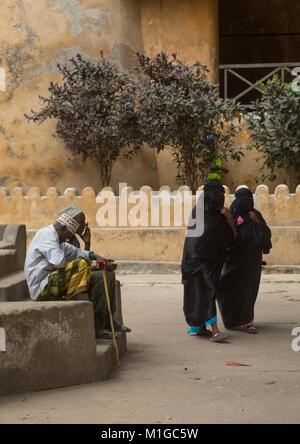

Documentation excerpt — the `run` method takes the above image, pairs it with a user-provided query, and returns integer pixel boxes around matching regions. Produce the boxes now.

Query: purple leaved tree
[25,53,141,188]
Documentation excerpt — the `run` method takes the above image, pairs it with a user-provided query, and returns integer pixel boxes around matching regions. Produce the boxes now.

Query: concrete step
[0,249,18,278]
[116,260,181,274]
[95,332,127,380]
[0,301,127,396]
[0,270,29,302]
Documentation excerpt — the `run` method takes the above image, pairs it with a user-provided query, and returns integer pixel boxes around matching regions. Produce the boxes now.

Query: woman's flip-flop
[210,332,228,342]
[247,325,258,334]
[229,326,258,334]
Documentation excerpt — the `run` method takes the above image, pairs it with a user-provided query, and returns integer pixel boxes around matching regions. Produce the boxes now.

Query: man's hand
[91,259,117,272]
[79,223,91,248]
[105,259,118,272]
[89,252,104,261]
[89,252,117,271]
[249,211,261,224]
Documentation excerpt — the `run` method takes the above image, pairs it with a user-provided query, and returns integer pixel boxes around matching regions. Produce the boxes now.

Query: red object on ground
[226,362,251,367]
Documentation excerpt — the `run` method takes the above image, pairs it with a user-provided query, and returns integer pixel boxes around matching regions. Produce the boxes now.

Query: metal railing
[219,62,300,105]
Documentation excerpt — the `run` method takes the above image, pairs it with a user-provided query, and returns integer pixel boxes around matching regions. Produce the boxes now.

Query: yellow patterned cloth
[38,258,91,301]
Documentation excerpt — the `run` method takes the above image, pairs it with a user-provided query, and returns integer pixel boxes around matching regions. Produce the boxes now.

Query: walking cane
[101,266,121,368]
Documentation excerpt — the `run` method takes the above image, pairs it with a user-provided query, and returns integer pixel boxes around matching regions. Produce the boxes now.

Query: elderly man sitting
[24,204,123,339]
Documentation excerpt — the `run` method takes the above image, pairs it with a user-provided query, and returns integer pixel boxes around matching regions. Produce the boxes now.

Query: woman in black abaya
[181,180,237,342]
[218,187,272,333]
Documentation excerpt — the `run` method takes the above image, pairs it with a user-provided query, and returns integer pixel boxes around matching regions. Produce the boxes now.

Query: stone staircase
[0,270,30,302]
[0,224,29,302]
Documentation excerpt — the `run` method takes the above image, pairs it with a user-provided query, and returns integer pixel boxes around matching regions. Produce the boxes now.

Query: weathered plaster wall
[0,0,296,195]
[0,0,159,194]
[0,0,221,195]
[139,0,220,192]
[140,0,219,82]
[67,226,300,266]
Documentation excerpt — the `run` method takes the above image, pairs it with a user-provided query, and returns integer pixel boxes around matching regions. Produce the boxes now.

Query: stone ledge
[0,301,126,396]
[115,261,300,275]
[262,265,300,274]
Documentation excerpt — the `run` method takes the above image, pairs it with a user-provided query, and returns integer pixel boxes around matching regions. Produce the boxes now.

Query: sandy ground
[0,273,300,424]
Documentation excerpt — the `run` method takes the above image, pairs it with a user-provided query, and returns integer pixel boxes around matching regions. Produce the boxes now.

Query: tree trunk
[97,155,113,189]
[180,149,207,194]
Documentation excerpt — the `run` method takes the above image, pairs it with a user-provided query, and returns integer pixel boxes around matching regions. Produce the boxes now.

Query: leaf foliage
[135,52,242,192]
[245,75,300,183]
[25,54,141,187]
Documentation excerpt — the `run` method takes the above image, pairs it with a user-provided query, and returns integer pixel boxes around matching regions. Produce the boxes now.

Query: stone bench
[0,224,29,302]
[0,299,126,396]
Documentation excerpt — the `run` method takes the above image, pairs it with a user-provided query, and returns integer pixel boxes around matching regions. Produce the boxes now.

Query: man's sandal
[96,332,113,340]
[113,325,132,333]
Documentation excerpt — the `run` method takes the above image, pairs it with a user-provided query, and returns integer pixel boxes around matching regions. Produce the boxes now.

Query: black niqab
[181,180,235,327]
[204,180,226,213]
[182,181,232,268]
[230,188,254,222]
[218,189,272,328]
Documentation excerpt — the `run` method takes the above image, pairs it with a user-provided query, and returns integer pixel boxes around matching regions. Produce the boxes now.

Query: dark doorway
[219,0,300,105]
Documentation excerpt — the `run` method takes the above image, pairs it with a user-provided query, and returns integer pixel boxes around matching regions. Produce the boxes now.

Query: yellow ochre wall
[0,0,296,195]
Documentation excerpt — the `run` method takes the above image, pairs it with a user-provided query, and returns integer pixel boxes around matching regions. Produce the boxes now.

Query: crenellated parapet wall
[0,184,299,229]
